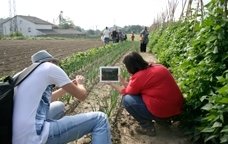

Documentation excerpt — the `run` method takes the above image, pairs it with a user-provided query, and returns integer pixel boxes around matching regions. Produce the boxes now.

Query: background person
[111,28,118,43]
[103,27,110,44]
[108,51,184,136]
[13,50,112,144]
[139,27,149,52]
[101,34,105,44]
[131,32,135,41]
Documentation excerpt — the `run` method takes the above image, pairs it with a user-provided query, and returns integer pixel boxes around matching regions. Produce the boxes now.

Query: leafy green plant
[148,0,228,143]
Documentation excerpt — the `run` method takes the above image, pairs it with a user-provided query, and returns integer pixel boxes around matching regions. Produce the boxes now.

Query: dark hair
[123,52,149,74]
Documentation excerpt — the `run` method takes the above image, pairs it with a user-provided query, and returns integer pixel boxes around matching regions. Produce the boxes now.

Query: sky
[0,0,184,30]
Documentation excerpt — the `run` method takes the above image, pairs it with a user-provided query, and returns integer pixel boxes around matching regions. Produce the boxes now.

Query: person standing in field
[131,32,135,41]
[108,52,184,136]
[13,50,112,144]
[140,27,149,52]
[111,28,118,43]
[103,27,110,44]
[101,33,105,44]
[59,11,64,24]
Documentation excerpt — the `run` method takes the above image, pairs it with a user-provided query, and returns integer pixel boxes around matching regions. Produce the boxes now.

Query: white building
[2,15,55,36]
[0,18,9,35]
[1,15,86,37]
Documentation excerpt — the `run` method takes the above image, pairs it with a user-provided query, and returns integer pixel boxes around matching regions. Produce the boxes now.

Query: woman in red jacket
[109,52,184,136]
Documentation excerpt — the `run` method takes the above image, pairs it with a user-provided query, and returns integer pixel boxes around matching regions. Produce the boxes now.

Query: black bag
[0,63,43,144]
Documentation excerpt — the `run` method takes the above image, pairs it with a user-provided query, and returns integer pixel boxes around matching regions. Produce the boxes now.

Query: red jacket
[121,64,184,118]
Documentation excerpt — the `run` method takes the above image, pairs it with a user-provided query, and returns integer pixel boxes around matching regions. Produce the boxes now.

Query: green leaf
[203,114,217,121]
[201,127,215,133]
[217,76,226,83]
[214,25,221,31]
[219,97,228,104]
[218,85,228,95]
[221,125,228,133]
[208,35,217,42]
[204,18,213,26]
[212,122,222,128]
[213,46,218,54]
[201,103,213,111]
[205,135,217,142]
[220,134,228,143]
[200,96,208,102]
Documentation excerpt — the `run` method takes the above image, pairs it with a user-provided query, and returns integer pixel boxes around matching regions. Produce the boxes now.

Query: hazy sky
[0,0,184,30]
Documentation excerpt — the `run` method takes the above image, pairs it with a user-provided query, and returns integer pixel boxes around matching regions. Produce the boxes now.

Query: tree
[75,26,84,32]
[86,29,95,35]
[122,25,145,34]
[58,17,75,29]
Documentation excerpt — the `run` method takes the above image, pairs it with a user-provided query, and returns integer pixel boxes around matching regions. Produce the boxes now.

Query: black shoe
[135,125,156,136]
[156,119,172,127]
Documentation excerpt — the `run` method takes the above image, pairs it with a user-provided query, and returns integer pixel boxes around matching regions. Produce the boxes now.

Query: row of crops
[148,0,227,143]
[59,41,137,106]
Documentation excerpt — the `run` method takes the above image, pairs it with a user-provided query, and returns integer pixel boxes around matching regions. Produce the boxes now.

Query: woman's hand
[119,76,128,87]
[107,82,124,94]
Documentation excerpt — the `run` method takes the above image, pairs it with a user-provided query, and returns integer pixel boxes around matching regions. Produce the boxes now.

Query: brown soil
[0,39,102,77]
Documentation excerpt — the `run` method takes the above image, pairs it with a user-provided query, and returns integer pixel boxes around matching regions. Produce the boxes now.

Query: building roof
[17,15,53,25]
[0,18,10,25]
[2,15,54,25]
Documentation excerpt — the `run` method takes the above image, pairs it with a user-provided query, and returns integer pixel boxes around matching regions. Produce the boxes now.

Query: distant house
[1,15,85,37]
[2,15,55,36]
[0,23,3,35]
[0,18,9,35]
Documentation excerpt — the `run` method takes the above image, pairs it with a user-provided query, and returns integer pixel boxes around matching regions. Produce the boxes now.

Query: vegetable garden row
[59,41,136,115]
[58,41,137,143]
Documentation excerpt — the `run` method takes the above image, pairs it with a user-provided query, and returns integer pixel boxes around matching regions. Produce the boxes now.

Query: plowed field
[0,39,102,77]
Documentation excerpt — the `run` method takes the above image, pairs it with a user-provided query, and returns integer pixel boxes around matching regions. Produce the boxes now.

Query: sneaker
[135,125,156,136]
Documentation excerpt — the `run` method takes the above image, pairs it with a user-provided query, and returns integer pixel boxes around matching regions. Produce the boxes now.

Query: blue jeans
[104,37,109,44]
[47,101,65,120]
[122,95,155,128]
[46,102,112,144]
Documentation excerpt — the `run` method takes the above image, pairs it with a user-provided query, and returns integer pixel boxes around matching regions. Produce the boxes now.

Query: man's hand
[75,75,85,85]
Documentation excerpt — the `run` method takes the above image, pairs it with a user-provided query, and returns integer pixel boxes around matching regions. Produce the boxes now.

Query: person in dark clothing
[131,32,135,41]
[123,33,127,41]
[140,27,149,52]
[111,29,118,43]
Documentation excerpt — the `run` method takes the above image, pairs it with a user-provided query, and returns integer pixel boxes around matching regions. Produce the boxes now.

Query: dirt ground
[68,52,192,144]
[0,39,102,77]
